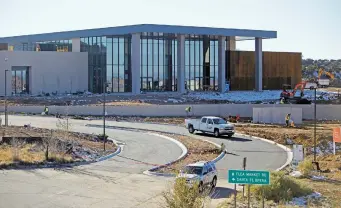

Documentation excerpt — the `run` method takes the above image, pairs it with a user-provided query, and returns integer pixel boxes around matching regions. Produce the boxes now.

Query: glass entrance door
[11,66,29,95]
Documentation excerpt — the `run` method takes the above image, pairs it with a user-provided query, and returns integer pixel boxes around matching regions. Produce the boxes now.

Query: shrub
[298,158,314,177]
[162,177,210,208]
[97,134,109,141]
[251,171,313,203]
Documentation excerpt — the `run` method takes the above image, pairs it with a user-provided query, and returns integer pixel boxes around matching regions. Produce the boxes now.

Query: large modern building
[0,24,301,96]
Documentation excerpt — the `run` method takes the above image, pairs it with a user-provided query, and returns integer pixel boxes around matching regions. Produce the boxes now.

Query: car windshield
[213,118,227,124]
[183,166,203,175]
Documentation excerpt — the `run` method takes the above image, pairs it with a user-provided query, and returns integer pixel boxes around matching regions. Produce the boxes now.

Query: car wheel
[188,125,194,134]
[198,181,204,193]
[227,134,233,138]
[214,129,220,137]
[211,177,217,188]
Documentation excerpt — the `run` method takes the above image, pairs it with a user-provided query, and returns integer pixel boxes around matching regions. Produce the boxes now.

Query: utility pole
[103,81,106,151]
[4,69,9,126]
[314,87,317,162]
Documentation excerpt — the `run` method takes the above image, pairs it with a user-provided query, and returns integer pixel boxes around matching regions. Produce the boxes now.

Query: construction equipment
[280,81,311,104]
[317,68,335,87]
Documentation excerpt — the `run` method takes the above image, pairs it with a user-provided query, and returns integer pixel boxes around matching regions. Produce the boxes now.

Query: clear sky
[0,0,340,59]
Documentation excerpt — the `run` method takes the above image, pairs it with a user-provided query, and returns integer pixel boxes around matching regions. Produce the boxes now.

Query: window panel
[190,40,195,66]
[215,42,218,66]
[106,42,112,65]
[185,43,189,66]
[153,40,158,66]
[113,65,119,92]
[106,65,113,92]
[147,42,152,66]
[142,43,147,66]
[113,42,118,65]
[118,65,125,92]
[195,41,200,66]
[147,65,152,77]
[142,65,147,78]
[159,40,164,66]
[119,41,124,64]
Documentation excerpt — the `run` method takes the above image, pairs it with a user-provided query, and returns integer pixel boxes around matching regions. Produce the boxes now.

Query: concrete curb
[202,139,227,164]
[96,137,122,162]
[211,149,227,164]
[143,133,188,177]
[236,133,293,171]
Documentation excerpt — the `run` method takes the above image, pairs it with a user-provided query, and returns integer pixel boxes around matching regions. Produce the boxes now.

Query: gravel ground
[0,126,116,166]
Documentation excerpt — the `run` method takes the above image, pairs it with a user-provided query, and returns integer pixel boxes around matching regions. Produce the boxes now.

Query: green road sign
[228,170,270,185]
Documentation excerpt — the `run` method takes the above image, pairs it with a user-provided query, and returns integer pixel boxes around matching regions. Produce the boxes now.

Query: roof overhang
[0,24,277,43]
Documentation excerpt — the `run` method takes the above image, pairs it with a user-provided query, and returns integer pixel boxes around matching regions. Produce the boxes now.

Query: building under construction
[0,24,301,96]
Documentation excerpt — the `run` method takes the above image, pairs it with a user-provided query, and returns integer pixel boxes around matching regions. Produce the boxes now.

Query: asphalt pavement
[0,115,288,208]
[83,118,288,179]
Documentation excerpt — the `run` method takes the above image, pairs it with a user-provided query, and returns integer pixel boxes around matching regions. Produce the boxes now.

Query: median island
[0,125,116,168]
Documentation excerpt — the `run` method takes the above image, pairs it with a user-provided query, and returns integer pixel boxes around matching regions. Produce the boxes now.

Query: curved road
[0,115,288,208]
[84,119,288,179]
[0,115,182,208]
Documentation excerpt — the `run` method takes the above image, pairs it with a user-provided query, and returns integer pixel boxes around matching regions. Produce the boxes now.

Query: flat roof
[0,24,277,43]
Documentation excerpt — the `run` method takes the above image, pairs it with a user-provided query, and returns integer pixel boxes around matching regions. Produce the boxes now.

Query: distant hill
[302,58,341,86]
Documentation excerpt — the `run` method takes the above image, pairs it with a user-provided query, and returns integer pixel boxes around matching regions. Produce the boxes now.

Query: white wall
[0,51,88,96]
[253,107,303,124]
[2,104,341,121]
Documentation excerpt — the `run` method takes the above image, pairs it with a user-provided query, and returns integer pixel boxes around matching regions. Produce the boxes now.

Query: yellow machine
[318,68,335,80]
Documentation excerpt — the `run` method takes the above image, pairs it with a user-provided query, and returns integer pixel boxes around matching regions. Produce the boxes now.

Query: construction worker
[285,113,291,127]
[185,106,191,116]
[43,105,49,115]
[280,98,285,104]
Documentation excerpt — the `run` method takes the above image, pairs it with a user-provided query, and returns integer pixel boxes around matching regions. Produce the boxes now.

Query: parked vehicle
[316,68,335,88]
[177,161,218,193]
[317,79,330,88]
[185,116,235,138]
[305,82,318,90]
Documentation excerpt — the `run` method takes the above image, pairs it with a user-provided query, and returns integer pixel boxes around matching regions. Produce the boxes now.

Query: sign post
[228,170,270,208]
[333,127,341,155]
[228,170,270,185]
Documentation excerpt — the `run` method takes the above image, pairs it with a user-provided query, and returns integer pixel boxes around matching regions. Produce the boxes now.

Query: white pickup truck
[185,116,235,138]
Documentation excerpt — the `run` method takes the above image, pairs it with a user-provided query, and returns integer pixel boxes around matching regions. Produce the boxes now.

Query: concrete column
[226,36,236,51]
[218,36,226,93]
[71,38,81,52]
[131,33,141,94]
[255,37,263,91]
[177,34,185,94]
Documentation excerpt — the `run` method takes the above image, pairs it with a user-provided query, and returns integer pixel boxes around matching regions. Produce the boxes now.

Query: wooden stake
[234,183,237,208]
[248,185,251,208]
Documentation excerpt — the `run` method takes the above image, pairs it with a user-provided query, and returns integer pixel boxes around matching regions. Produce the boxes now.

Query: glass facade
[81,35,131,93]
[185,35,219,91]
[140,33,177,92]
[9,40,72,52]
[3,32,227,94]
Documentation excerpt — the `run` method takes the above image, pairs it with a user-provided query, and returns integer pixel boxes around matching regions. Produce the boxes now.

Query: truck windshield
[213,118,227,124]
[183,166,203,175]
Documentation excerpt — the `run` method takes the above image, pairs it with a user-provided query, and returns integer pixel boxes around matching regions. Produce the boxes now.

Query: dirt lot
[0,93,225,106]
[2,88,339,106]
[321,87,341,93]
[0,126,116,167]
[155,134,221,174]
